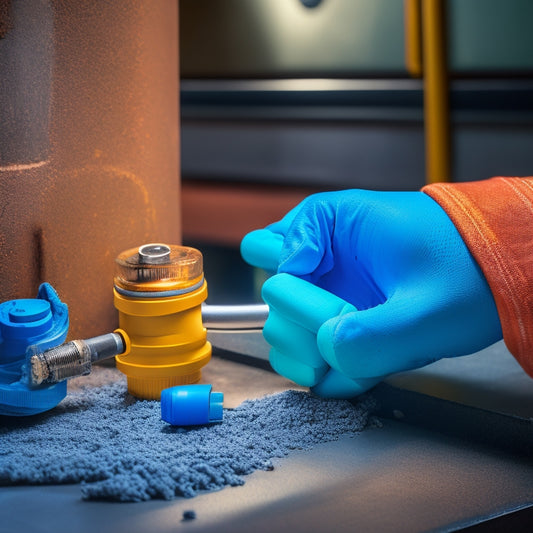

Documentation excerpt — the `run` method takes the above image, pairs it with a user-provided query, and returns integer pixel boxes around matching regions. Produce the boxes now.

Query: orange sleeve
[422,177,533,378]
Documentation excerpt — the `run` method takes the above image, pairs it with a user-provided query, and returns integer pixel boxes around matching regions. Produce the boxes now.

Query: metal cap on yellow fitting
[114,243,205,297]
[113,244,212,400]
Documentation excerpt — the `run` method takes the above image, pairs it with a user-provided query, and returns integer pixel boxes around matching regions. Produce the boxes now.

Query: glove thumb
[316,293,434,378]
[317,283,501,379]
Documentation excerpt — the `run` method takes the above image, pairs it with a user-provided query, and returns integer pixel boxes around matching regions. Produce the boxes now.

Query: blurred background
[179,0,533,303]
[2,0,532,331]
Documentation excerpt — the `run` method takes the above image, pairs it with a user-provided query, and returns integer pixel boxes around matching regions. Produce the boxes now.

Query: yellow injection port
[113,244,212,400]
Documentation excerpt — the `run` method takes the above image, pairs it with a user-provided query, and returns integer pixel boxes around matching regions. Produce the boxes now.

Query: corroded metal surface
[0,1,180,338]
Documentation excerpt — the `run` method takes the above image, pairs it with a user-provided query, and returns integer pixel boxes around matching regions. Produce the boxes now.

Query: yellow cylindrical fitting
[113,244,211,400]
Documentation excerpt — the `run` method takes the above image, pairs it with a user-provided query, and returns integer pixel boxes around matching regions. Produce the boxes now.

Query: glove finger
[262,273,356,334]
[269,348,328,388]
[266,201,302,235]
[263,309,328,370]
[262,274,358,389]
[311,369,381,399]
[240,229,284,271]
[276,200,333,278]
[240,201,305,271]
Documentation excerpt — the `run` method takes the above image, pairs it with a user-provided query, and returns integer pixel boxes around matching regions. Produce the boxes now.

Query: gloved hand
[241,189,503,399]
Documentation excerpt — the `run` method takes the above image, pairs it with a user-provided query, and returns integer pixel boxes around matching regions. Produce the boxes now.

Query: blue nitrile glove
[241,189,503,399]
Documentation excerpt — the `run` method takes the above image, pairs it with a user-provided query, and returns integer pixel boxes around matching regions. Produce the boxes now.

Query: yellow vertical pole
[404,0,423,78]
[422,0,451,183]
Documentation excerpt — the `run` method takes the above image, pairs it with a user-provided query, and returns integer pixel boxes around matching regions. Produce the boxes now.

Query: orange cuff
[423,177,533,378]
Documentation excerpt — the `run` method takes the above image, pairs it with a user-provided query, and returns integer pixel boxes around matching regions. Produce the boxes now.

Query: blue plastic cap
[0,299,53,360]
[161,384,224,426]
[0,283,69,364]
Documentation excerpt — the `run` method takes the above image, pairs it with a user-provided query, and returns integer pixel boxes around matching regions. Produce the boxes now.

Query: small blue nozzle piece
[161,384,223,426]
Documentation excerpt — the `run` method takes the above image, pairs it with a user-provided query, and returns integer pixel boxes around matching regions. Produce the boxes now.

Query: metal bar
[202,303,268,330]
[404,0,423,78]
[422,0,451,183]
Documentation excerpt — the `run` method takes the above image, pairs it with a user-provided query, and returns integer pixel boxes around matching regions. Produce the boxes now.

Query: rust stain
[32,226,44,293]
[0,160,50,172]
[100,164,157,228]
[0,0,12,39]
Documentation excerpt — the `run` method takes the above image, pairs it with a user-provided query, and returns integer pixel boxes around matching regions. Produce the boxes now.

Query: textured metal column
[0,1,180,338]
